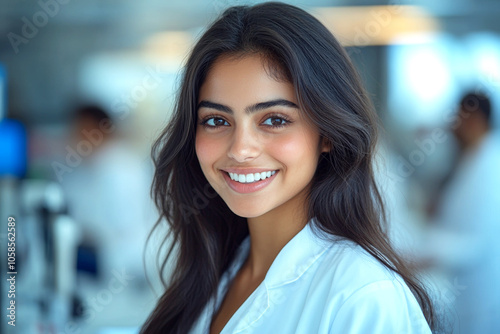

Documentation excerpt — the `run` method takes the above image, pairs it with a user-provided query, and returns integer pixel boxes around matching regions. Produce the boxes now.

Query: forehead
[198,54,297,107]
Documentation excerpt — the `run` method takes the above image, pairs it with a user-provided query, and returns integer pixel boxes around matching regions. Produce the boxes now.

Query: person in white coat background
[62,105,155,284]
[424,92,500,333]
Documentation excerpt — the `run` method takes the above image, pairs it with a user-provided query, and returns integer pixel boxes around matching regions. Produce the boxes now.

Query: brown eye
[262,116,290,127]
[202,117,229,127]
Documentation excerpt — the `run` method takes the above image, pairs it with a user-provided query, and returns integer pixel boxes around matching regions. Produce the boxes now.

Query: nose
[227,124,260,162]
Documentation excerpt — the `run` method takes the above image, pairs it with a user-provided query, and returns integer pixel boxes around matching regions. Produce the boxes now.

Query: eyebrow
[197,99,299,115]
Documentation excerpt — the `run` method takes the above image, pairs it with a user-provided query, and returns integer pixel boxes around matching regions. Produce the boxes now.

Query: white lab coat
[190,220,431,334]
[425,131,500,334]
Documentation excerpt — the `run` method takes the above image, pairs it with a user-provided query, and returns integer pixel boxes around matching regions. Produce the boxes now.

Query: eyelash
[199,113,293,129]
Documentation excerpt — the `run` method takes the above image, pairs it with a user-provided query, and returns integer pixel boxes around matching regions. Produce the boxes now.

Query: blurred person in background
[424,92,500,333]
[62,105,153,286]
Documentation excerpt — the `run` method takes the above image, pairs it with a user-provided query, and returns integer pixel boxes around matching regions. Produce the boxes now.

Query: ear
[320,137,332,153]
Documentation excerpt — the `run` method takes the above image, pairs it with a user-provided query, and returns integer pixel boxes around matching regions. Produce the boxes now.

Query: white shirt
[190,220,431,334]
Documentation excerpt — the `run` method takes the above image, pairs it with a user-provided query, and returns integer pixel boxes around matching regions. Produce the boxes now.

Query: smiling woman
[140,2,436,334]
[195,54,328,218]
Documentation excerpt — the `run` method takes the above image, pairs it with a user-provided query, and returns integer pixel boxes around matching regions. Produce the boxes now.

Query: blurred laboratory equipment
[1,94,80,332]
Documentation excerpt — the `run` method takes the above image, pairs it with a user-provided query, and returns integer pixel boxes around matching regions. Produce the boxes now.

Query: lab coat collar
[225,218,334,333]
[263,218,333,289]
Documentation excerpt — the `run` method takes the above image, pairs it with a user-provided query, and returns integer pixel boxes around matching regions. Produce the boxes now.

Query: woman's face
[195,54,328,218]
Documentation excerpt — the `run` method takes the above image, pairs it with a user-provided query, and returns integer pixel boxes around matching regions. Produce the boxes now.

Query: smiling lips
[221,168,279,193]
[229,170,276,183]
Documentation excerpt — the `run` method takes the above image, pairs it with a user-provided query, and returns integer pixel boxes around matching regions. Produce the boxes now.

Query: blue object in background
[0,119,27,177]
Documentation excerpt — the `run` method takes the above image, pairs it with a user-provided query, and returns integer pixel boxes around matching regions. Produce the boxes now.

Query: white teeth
[228,170,277,184]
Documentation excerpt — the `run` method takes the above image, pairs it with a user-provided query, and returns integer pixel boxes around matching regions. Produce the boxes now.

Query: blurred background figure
[60,103,157,332]
[62,104,152,282]
[423,92,500,334]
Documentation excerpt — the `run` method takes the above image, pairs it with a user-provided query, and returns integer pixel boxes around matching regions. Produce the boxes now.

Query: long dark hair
[141,2,436,333]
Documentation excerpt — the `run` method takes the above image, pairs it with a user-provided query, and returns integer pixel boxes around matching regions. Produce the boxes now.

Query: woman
[141,2,436,333]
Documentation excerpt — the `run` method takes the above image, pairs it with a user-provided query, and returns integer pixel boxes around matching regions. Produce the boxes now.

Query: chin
[225,201,271,219]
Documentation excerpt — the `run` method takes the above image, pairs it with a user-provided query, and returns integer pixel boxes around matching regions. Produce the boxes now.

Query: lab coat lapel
[222,282,270,334]
[265,220,332,289]
[223,220,332,333]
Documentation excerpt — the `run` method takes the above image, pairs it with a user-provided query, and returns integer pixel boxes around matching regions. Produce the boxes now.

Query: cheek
[195,132,215,169]
[267,135,297,159]
[266,129,320,174]
[269,130,319,159]
[195,131,229,173]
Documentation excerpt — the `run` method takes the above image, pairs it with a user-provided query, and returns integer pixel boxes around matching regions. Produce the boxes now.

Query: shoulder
[314,237,398,289]
[310,239,431,333]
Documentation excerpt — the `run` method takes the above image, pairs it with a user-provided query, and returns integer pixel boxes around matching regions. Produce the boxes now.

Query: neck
[243,188,310,280]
